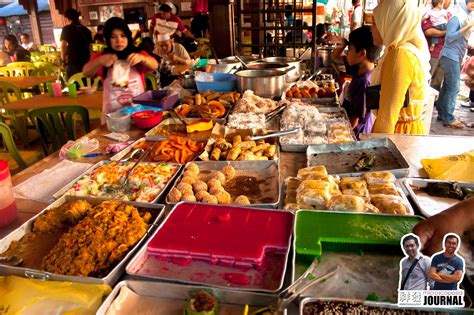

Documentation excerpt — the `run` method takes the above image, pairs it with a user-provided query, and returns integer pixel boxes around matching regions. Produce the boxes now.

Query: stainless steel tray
[0,196,164,286]
[145,118,225,141]
[299,297,473,314]
[126,202,294,293]
[403,178,474,218]
[52,160,182,204]
[280,177,415,216]
[166,160,281,208]
[96,280,285,315]
[111,137,205,164]
[280,107,356,153]
[306,138,410,178]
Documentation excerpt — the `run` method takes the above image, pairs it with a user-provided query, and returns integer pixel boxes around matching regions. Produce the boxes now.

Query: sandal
[443,120,465,128]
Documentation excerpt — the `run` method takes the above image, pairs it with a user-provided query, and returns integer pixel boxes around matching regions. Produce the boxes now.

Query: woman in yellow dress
[370,0,431,134]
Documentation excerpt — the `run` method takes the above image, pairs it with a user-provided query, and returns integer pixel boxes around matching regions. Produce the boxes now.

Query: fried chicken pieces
[41,200,150,277]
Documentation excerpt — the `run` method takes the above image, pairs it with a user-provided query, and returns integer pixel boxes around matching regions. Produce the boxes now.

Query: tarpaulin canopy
[0,0,49,17]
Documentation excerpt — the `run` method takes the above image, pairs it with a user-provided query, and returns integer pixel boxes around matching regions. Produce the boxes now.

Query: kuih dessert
[147,203,293,268]
[185,290,219,315]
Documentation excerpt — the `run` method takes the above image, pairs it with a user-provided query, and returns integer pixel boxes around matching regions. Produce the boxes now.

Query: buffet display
[5,60,473,315]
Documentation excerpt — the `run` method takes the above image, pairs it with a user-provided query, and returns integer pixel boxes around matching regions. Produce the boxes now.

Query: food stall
[1,57,473,315]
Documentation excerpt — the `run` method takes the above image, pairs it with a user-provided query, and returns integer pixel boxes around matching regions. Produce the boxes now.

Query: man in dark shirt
[60,9,93,78]
[3,34,30,62]
[429,234,464,290]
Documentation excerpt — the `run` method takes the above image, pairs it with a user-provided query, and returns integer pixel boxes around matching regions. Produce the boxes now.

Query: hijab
[371,0,431,85]
[103,17,139,60]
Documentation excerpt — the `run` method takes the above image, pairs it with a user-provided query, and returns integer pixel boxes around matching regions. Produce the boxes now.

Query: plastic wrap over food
[112,60,131,87]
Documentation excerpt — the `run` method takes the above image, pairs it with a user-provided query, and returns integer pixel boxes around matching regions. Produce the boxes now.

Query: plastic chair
[30,52,43,62]
[38,53,61,65]
[0,81,29,145]
[34,61,55,68]
[0,66,16,77]
[145,73,158,90]
[5,62,36,77]
[68,72,101,88]
[92,43,107,52]
[0,122,43,174]
[31,65,60,76]
[28,106,91,155]
[39,45,56,53]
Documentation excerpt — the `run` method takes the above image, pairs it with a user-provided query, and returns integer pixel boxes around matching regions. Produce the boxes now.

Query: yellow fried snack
[234,195,251,205]
[42,201,148,277]
[168,187,182,203]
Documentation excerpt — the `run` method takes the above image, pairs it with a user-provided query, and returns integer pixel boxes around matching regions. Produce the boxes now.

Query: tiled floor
[430,83,474,136]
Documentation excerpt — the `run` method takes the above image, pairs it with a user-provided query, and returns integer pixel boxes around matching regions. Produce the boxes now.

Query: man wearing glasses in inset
[399,234,433,290]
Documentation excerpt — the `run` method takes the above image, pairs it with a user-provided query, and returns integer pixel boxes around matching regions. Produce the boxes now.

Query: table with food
[1,61,473,315]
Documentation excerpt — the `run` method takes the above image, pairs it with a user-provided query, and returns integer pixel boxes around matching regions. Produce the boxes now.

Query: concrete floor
[430,83,474,136]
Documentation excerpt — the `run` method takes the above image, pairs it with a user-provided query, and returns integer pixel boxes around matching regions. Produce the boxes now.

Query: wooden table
[3,132,474,239]
[3,91,103,111]
[0,75,56,89]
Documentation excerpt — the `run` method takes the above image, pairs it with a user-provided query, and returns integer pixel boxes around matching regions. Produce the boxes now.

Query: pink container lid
[0,160,10,181]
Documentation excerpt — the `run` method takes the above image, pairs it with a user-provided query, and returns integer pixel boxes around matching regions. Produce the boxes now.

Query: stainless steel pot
[205,59,241,73]
[222,55,260,64]
[261,57,301,82]
[246,62,289,71]
[235,66,295,99]
[316,47,334,68]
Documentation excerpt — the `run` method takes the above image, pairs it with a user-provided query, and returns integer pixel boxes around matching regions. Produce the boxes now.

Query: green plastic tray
[295,210,423,260]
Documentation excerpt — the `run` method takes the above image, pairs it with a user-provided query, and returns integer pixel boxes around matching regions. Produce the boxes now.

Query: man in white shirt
[399,234,433,291]
[19,33,37,52]
[351,0,363,31]
[154,33,191,65]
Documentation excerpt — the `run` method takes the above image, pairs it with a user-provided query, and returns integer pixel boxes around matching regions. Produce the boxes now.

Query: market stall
[1,55,474,315]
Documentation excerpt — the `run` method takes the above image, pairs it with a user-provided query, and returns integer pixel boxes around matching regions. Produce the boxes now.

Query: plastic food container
[79,86,97,95]
[195,73,237,93]
[132,90,179,109]
[132,110,163,129]
[0,160,17,227]
[106,111,131,132]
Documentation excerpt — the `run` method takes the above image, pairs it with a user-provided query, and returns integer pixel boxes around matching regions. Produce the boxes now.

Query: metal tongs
[265,103,288,122]
[170,108,189,126]
[250,128,300,141]
[276,258,339,311]
[120,147,151,189]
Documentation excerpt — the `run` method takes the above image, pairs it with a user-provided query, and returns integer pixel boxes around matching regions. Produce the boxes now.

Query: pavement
[429,82,474,136]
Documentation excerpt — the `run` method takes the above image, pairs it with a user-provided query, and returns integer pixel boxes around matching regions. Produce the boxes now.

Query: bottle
[0,160,17,227]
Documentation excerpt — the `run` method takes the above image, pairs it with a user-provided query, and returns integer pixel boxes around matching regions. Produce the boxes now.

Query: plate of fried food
[166,161,280,208]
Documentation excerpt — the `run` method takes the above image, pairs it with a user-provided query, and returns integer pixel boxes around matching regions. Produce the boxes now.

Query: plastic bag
[111,60,131,87]
[421,150,474,182]
[0,275,111,315]
[59,137,100,160]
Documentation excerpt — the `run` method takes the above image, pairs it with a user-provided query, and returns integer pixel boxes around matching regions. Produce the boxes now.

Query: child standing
[423,0,449,51]
[83,17,158,121]
[333,26,380,137]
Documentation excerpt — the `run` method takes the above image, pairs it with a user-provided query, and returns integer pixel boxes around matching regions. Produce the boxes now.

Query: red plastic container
[132,110,163,129]
[0,160,17,227]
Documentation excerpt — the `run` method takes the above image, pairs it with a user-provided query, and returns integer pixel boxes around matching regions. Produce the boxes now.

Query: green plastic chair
[31,65,60,76]
[28,106,91,155]
[68,72,101,88]
[30,52,43,62]
[34,61,55,68]
[0,81,29,145]
[6,62,36,77]
[145,73,158,90]
[92,43,107,52]
[0,122,43,173]
[38,53,61,65]
[0,66,16,77]
[39,45,56,53]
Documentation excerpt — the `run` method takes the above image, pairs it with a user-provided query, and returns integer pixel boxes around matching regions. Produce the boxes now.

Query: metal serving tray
[306,138,410,178]
[111,137,206,164]
[299,297,474,314]
[125,202,294,293]
[0,196,164,286]
[280,107,356,153]
[403,178,474,218]
[145,118,225,142]
[52,160,182,204]
[165,160,281,208]
[279,178,415,216]
[96,280,286,315]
